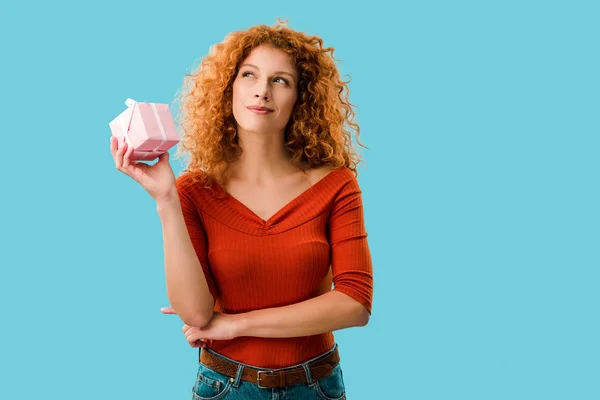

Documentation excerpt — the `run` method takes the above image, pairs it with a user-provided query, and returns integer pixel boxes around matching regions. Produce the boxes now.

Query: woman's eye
[241,71,288,85]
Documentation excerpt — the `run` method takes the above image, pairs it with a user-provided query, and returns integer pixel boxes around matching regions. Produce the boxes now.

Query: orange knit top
[175,166,373,369]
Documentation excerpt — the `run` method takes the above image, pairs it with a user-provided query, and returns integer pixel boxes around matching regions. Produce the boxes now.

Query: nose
[254,92,269,102]
[254,82,271,102]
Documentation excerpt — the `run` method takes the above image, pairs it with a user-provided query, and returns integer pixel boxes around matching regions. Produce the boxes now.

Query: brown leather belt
[199,346,340,389]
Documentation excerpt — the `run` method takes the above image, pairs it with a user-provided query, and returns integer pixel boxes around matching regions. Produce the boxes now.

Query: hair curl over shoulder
[172,17,368,197]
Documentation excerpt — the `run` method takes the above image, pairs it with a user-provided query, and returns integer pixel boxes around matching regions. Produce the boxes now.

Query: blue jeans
[192,343,346,399]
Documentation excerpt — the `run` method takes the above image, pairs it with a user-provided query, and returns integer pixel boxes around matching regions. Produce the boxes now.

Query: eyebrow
[240,63,296,80]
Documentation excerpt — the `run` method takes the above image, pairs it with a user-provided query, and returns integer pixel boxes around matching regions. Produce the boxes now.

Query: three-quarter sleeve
[175,176,218,306]
[328,175,374,315]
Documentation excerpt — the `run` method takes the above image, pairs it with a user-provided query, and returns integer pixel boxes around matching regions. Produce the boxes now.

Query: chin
[238,120,280,133]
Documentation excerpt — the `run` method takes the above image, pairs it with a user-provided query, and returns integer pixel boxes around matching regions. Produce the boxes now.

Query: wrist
[156,188,180,213]
[234,311,252,338]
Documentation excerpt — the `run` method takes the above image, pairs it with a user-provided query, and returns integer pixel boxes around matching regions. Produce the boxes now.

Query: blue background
[1,0,598,399]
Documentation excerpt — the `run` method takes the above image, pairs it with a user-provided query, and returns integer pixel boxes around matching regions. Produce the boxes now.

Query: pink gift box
[109,98,179,161]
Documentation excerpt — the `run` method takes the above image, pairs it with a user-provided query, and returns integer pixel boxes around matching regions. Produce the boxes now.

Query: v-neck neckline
[213,166,344,227]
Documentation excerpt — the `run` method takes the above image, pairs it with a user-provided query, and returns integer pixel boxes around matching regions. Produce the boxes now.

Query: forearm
[158,190,213,327]
[235,291,369,338]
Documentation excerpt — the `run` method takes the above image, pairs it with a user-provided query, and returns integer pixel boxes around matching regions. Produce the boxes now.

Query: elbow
[356,304,371,327]
[192,313,214,328]
[169,300,214,327]
[336,289,371,327]
[168,292,215,327]
[190,297,216,327]
[184,309,214,328]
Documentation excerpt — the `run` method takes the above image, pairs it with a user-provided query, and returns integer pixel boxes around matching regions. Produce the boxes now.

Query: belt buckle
[256,370,274,389]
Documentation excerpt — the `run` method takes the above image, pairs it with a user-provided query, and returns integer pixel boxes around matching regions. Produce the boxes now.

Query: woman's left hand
[161,306,241,346]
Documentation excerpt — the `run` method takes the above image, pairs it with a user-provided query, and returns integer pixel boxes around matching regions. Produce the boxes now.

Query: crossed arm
[163,287,370,341]
[234,290,370,338]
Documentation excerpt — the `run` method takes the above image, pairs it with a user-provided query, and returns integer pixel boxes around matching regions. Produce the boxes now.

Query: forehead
[241,45,295,71]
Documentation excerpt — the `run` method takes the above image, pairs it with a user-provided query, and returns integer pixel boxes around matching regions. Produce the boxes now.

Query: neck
[228,128,300,185]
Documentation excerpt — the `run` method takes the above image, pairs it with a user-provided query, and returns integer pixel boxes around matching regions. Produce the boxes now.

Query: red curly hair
[172,18,368,197]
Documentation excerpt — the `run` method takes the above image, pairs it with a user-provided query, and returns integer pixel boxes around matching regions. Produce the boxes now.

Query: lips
[246,106,274,112]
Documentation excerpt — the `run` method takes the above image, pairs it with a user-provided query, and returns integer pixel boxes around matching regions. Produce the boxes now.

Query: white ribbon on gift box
[122,98,169,155]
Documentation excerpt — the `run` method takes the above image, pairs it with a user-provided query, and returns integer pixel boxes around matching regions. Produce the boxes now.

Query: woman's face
[231,45,298,136]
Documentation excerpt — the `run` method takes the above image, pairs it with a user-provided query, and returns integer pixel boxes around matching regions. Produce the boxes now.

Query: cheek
[232,85,246,111]
[231,85,246,123]
[281,94,297,114]
[231,83,241,103]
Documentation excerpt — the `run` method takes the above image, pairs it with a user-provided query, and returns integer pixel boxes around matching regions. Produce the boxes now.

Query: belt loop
[232,364,244,388]
[277,371,283,388]
[302,363,315,387]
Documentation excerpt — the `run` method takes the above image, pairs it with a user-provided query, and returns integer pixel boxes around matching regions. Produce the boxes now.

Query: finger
[153,151,166,166]
[111,136,121,165]
[183,325,202,337]
[123,142,135,168]
[185,327,206,344]
[116,138,127,169]
[110,136,117,159]
[161,306,177,314]
[187,330,205,344]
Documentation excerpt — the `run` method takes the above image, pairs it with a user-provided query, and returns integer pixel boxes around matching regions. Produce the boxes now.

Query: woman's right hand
[110,136,177,204]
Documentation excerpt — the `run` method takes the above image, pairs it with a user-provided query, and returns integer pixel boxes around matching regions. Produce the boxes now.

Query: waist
[204,333,335,369]
[200,342,340,389]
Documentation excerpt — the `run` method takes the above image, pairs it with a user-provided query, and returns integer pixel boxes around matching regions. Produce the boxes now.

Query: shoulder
[176,169,209,186]
[175,170,216,201]
[175,171,195,194]
[305,165,355,186]
[305,165,336,185]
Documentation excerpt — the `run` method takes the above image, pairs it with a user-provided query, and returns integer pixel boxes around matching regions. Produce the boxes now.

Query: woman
[110,18,373,400]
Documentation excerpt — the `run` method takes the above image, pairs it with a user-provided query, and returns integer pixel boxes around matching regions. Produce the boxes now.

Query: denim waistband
[201,342,339,372]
